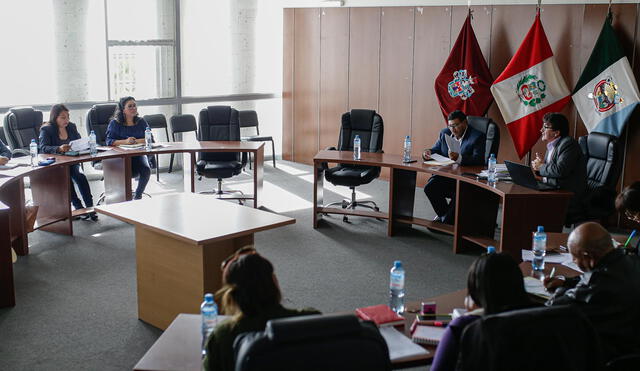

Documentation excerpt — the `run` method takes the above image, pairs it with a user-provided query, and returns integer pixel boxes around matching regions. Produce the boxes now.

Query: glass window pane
[106,0,175,41]
[108,45,176,99]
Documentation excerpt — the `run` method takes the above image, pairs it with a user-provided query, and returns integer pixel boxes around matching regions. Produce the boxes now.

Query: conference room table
[313,150,573,262]
[0,141,264,308]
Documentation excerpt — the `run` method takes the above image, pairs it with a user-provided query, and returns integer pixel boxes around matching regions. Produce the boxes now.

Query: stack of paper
[523,276,552,300]
[379,326,429,362]
[478,164,510,179]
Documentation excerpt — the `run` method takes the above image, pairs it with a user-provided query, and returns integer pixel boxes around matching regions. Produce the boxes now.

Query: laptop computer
[504,160,557,191]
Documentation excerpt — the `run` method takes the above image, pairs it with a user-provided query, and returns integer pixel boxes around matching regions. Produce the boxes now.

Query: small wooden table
[95,193,295,330]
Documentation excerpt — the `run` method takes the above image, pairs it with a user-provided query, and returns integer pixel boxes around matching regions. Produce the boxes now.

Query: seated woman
[39,104,97,221]
[430,252,533,371]
[203,248,320,371]
[105,96,151,200]
[616,181,640,224]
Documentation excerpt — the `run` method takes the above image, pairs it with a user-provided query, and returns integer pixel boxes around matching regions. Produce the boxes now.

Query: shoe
[89,212,98,221]
[133,194,143,200]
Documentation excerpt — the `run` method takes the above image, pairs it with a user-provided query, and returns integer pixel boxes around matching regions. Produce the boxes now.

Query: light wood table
[95,193,295,330]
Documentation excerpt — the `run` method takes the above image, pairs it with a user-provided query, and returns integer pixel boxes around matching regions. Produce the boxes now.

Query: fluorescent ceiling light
[321,0,344,7]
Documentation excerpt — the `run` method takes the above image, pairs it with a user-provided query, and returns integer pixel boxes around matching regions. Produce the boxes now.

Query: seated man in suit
[531,112,587,218]
[0,138,11,165]
[423,110,485,224]
[544,222,640,361]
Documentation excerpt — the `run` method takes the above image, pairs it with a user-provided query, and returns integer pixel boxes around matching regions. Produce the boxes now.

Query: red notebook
[355,304,405,327]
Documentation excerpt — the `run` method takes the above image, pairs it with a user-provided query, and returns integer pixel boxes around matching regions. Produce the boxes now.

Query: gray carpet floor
[0,160,484,370]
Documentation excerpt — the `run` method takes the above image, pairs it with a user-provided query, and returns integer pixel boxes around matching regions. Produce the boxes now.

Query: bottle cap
[204,293,214,302]
[490,153,495,158]
[537,226,544,233]
[487,246,496,254]
[394,260,402,268]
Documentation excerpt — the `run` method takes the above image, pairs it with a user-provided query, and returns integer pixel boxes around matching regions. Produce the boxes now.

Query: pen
[549,267,556,278]
[624,230,637,248]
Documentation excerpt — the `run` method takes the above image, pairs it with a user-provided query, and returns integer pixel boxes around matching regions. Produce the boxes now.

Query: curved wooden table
[0,141,264,308]
[313,150,573,262]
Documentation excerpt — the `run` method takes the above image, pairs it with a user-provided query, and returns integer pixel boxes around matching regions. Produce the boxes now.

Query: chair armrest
[325,146,337,151]
[11,149,30,157]
[320,147,338,171]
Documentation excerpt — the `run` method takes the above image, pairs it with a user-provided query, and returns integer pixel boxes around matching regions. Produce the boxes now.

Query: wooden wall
[283,4,640,225]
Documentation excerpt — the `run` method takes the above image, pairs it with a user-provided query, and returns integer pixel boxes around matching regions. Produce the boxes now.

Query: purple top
[430,315,481,371]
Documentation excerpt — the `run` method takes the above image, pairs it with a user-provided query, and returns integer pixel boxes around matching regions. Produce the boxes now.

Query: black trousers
[69,164,93,210]
[423,175,456,224]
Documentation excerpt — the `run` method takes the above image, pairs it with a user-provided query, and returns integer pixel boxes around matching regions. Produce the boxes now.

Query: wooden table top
[95,193,295,245]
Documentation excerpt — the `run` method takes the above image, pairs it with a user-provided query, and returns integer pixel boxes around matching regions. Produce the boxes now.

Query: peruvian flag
[435,12,493,119]
[490,12,571,158]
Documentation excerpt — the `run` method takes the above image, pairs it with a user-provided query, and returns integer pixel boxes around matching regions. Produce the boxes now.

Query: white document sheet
[444,134,461,154]
[70,137,90,151]
[524,276,552,300]
[379,326,429,362]
[521,250,573,264]
[423,153,455,166]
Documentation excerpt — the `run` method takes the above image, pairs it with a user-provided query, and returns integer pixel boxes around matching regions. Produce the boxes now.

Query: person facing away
[105,96,152,200]
[203,248,320,371]
[0,138,11,165]
[530,112,587,217]
[38,104,97,220]
[422,110,485,224]
[430,252,533,371]
[544,222,640,361]
[615,181,640,224]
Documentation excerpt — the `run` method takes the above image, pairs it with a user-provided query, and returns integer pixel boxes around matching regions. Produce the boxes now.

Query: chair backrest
[579,132,621,191]
[86,103,117,146]
[239,110,260,135]
[233,314,391,371]
[338,109,384,152]
[170,114,197,139]
[467,115,500,164]
[198,106,240,162]
[457,305,603,371]
[143,114,168,129]
[3,107,43,150]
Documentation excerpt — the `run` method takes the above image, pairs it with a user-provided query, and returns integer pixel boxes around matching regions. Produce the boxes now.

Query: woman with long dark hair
[105,96,151,199]
[39,104,97,220]
[616,181,640,224]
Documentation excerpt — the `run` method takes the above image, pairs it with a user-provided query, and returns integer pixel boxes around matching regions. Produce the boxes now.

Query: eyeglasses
[448,122,462,129]
[625,210,640,221]
[540,125,554,132]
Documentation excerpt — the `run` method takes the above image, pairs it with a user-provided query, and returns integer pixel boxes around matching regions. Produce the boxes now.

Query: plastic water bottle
[389,260,405,314]
[532,226,547,271]
[403,135,412,163]
[487,245,496,254]
[145,127,153,150]
[353,135,361,160]
[89,130,97,157]
[29,139,38,167]
[487,153,497,185]
[201,293,218,356]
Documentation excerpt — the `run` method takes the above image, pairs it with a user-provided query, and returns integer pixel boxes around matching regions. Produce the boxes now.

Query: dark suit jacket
[0,139,11,158]
[38,123,82,154]
[538,136,587,215]
[430,126,486,166]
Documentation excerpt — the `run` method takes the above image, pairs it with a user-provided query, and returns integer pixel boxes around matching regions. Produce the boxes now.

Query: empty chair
[197,106,246,201]
[3,107,43,154]
[466,115,500,164]
[168,114,197,173]
[143,113,170,181]
[239,110,276,168]
[234,314,391,371]
[323,109,384,222]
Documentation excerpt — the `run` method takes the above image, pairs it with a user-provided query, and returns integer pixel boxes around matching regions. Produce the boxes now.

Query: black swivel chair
[143,114,170,181]
[239,110,276,169]
[467,115,500,164]
[579,132,621,222]
[457,305,604,371]
[3,107,43,155]
[323,109,383,222]
[168,114,198,173]
[233,314,391,371]
[85,104,117,147]
[197,106,247,202]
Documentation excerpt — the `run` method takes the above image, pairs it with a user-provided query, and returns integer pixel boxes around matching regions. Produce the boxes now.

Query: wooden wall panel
[319,8,350,150]
[412,6,452,187]
[378,7,415,179]
[348,7,380,110]
[282,8,294,161]
[293,8,320,165]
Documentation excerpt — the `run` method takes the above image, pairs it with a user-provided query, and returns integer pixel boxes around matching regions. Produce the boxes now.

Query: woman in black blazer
[39,104,97,221]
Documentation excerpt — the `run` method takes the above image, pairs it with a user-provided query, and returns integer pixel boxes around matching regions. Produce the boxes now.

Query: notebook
[355,304,405,327]
[379,326,429,362]
[411,325,446,345]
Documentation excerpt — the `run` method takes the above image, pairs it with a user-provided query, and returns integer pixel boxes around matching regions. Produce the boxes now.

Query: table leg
[0,178,27,255]
[30,165,72,235]
[388,168,417,237]
[0,203,15,308]
[253,147,264,209]
[135,226,253,330]
[183,152,195,193]
[103,157,132,204]
[453,181,500,254]
[313,162,324,228]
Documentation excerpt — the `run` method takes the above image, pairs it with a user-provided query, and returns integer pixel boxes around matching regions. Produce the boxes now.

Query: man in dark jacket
[544,222,640,361]
[0,138,11,165]
[423,110,485,224]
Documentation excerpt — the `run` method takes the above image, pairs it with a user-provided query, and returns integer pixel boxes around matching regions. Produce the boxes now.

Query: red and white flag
[490,13,571,158]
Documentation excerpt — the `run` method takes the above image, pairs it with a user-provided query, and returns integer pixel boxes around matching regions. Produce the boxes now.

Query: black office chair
[467,115,500,164]
[86,104,117,147]
[197,106,247,202]
[3,107,43,155]
[143,114,170,181]
[168,114,198,173]
[579,132,621,222]
[457,305,604,371]
[239,110,276,169]
[233,314,391,371]
[323,109,383,222]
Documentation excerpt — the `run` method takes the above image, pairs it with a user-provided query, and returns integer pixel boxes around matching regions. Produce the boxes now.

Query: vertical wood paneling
[412,6,452,186]
[348,8,380,110]
[379,7,415,179]
[293,8,320,165]
[319,8,350,150]
[282,8,294,161]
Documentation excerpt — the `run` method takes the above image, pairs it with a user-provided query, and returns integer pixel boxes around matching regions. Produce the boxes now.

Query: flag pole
[608,0,613,15]
[537,0,542,15]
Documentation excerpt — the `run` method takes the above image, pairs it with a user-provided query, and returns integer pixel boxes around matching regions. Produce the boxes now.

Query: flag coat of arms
[572,13,640,137]
[491,13,571,158]
[435,13,493,119]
